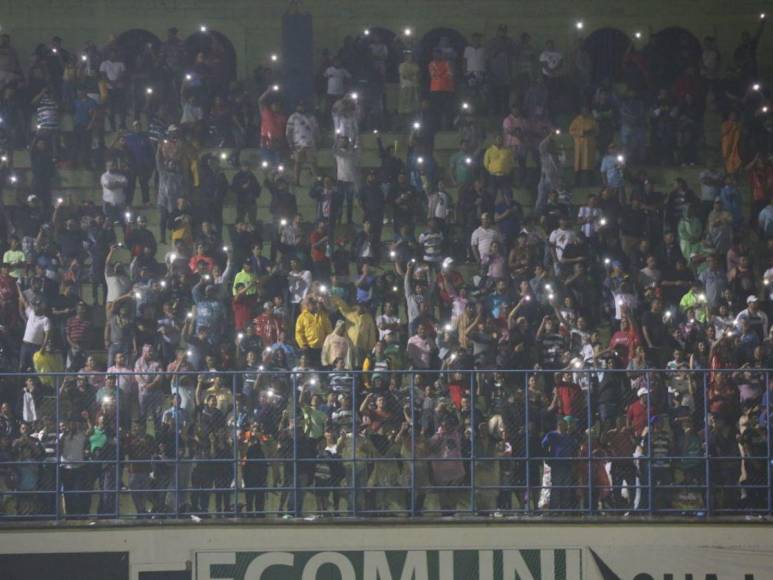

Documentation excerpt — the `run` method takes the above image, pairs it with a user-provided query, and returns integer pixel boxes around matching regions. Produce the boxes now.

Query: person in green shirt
[3,235,25,278]
[300,391,327,440]
[232,260,257,296]
[678,283,710,323]
[448,140,478,188]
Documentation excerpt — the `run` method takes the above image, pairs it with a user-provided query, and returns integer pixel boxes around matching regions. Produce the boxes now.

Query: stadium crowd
[0,11,772,519]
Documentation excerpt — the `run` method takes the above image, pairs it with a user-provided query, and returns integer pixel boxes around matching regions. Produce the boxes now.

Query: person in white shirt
[470,212,502,263]
[19,298,50,371]
[427,181,452,223]
[287,257,312,322]
[333,134,359,225]
[285,102,320,185]
[539,40,563,78]
[331,95,360,148]
[548,217,578,263]
[101,162,127,223]
[324,58,351,103]
[576,193,602,240]
[734,295,769,339]
[98,50,127,131]
[463,33,486,93]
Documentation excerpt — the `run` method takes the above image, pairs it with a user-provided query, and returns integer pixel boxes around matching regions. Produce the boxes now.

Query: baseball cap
[747,295,759,304]
[637,387,648,397]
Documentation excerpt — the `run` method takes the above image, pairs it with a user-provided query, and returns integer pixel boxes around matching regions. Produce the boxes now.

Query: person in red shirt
[308,220,331,280]
[253,301,283,347]
[549,372,584,420]
[188,242,216,275]
[626,388,649,436]
[428,49,455,130]
[232,281,257,332]
[606,315,639,367]
[258,86,287,164]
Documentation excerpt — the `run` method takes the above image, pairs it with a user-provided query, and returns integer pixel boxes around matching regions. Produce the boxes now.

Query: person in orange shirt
[428,49,455,130]
[720,111,742,175]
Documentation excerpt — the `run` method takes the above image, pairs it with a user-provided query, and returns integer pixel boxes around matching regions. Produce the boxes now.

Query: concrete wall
[1,0,772,79]
[1,521,772,579]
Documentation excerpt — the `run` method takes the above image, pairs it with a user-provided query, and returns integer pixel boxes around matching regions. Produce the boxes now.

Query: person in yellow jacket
[483,135,514,194]
[568,105,598,186]
[330,296,378,360]
[294,298,332,366]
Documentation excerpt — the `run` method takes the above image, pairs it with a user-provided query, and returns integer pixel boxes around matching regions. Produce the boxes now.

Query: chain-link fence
[0,368,770,520]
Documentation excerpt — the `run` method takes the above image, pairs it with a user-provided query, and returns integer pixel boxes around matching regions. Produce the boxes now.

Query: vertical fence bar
[523,372,530,514]
[291,372,299,517]
[232,373,238,517]
[114,373,121,519]
[703,372,711,515]
[469,371,476,515]
[586,372,593,514]
[173,371,181,518]
[410,371,416,517]
[646,380,653,515]
[55,374,61,520]
[350,372,357,517]
[767,371,771,516]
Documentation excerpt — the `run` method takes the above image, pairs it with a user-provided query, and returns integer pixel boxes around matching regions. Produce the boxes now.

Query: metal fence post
[232,373,238,517]
[469,371,476,515]
[291,372,299,517]
[114,372,121,519]
[174,371,181,518]
[703,372,711,515]
[586,372,593,514]
[523,372,530,515]
[646,380,653,515]
[409,371,416,517]
[767,372,771,516]
[350,372,357,517]
[55,374,61,520]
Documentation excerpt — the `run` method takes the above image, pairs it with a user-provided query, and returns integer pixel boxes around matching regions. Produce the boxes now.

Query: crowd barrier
[0,368,769,521]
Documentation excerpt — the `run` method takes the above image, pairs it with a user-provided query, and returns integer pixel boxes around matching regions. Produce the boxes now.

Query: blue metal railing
[0,368,769,521]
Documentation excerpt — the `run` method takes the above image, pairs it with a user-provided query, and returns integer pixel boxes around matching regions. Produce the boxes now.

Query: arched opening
[583,28,632,84]
[418,27,468,94]
[184,30,237,85]
[115,29,161,72]
[645,26,702,87]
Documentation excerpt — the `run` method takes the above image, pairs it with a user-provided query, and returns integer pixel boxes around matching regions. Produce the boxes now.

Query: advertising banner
[197,546,773,580]
[588,546,772,579]
[196,548,583,580]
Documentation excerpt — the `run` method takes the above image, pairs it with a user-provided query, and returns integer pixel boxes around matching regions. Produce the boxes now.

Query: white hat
[747,295,759,304]
[637,387,648,398]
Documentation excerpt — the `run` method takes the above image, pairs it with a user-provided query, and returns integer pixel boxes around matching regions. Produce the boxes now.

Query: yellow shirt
[294,309,333,349]
[483,145,514,176]
[33,350,65,389]
[332,297,378,355]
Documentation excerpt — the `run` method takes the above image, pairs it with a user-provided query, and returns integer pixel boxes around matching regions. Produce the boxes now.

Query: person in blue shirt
[719,173,742,227]
[121,121,155,207]
[541,415,580,511]
[759,198,773,240]
[72,87,99,168]
[600,145,626,202]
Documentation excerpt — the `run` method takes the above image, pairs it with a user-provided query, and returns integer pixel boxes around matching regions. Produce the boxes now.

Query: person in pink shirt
[502,104,528,184]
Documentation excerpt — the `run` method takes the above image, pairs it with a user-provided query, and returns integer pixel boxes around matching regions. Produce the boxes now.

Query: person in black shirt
[231,164,261,226]
[641,299,670,368]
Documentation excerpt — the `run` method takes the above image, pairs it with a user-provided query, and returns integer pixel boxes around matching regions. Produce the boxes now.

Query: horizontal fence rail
[0,368,769,521]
